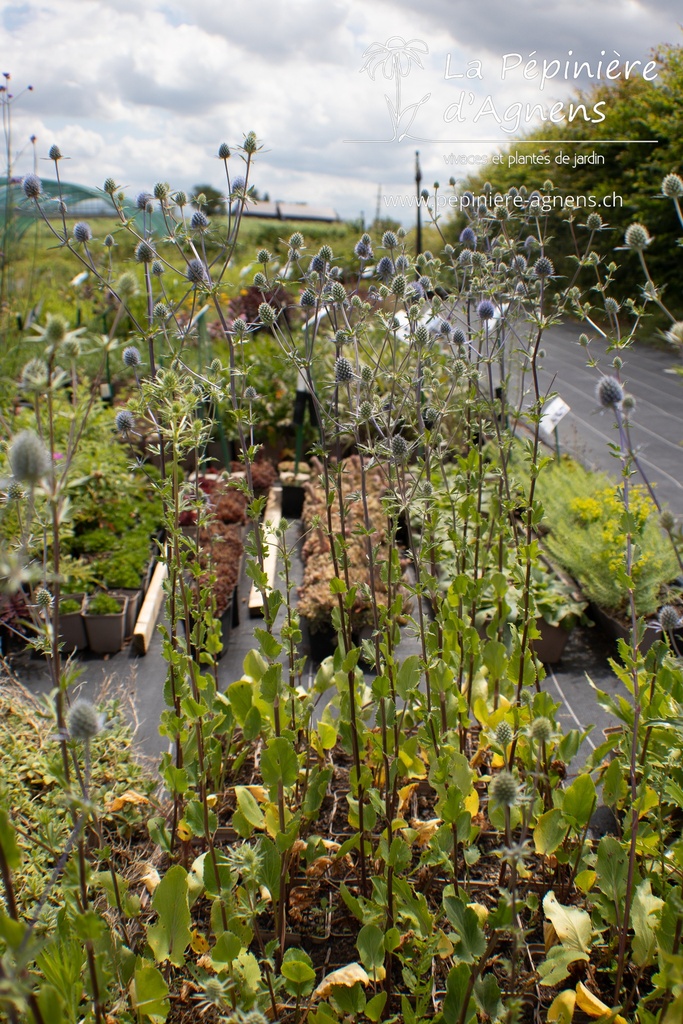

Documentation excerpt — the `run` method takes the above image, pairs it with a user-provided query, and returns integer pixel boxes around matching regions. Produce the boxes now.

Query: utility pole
[415,150,422,256]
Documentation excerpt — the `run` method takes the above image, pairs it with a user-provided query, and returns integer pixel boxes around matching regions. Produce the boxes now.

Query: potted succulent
[57,593,87,653]
[83,592,128,655]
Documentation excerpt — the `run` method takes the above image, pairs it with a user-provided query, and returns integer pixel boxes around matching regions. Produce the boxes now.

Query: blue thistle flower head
[596,375,624,408]
[231,176,246,193]
[309,254,326,274]
[533,256,554,278]
[395,254,411,272]
[478,299,496,321]
[22,173,41,199]
[459,226,477,248]
[122,346,141,367]
[48,144,62,161]
[136,191,154,212]
[382,230,398,249]
[191,210,210,231]
[354,239,373,260]
[115,409,135,434]
[218,142,231,159]
[452,328,467,347]
[187,259,208,286]
[73,222,92,244]
[376,256,394,280]
[300,288,316,308]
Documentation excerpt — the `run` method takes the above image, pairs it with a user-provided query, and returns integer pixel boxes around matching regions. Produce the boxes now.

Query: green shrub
[86,592,124,616]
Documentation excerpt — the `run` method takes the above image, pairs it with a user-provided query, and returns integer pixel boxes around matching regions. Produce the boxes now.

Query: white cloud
[2,0,682,222]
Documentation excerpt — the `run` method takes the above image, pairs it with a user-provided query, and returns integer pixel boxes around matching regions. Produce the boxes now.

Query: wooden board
[248,485,282,618]
[132,560,167,654]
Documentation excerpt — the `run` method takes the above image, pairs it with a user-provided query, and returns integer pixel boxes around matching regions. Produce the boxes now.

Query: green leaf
[538,945,589,987]
[534,809,569,856]
[443,895,487,963]
[596,835,628,904]
[211,931,241,968]
[147,865,192,967]
[261,736,299,791]
[132,963,170,1021]
[329,576,347,594]
[543,891,591,955]
[561,773,596,829]
[281,948,316,996]
[365,992,388,1021]
[0,808,21,870]
[254,627,282,660]
[235,787,265,830]
[396,655,421,699]
[442,962,475,1024]
[631,879,664,967]
[357,923,385,973]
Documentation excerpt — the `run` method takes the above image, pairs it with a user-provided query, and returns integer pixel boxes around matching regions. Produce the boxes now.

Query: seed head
[533,256,554,278]
[48,144,62,161]
[660,510,676,531]
[452,328,467,347]
[604,297,619,316]
[68,699,103,741]
[318,244,333,263]
[73,221,92,244]
[44,313,68,346]
[9,430,51,484]
[218,142,231,159]
[174,190,188,207]
[621,393,636,416]
[496,721,513,747]
[153,302,170,320]
[529,716,553,744]
[659,604,681,631]
[472,251,487,269]
[232,317,247,335]
[662,173,683,198]
[103,177,117,194]
[391,274,406,297]
[258,302,276,326]
[104,234,115,248]
[190,210,209,231]
[586,212,603,231]
[423,406,438,429]
[355,238,373,260]
[391,434,409,461]
[382,230,398,248]
[478,299,495,321]
[20,358,48,390]
[360,364,373,384]
[117,270,139,303]
[257,248,271,265]
[331,282,346,304]
[490,770,519,808]
[6,480,25,501]
[153,181,170,199]
[415,324,429,346]
[358,400,373,420]
[22,173,41,199]
[243,131,258,153]
[253,271,267,288]
[309,254,325,274]
[625,222,651,250]
[459,226,477,248]
[300,288,316,308]
[134,240,155,264]
[61,336,81,360]
[35,587,53,609]
[334,356,353,384]
[289,231,304,249]
[596,375,624,408]
[511,254,527,273]
[187,259,208,286]
[458,249,473,267]
[244,386,258,401]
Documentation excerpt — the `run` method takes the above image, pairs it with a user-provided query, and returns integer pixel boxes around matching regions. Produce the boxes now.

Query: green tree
[454,41,683,325]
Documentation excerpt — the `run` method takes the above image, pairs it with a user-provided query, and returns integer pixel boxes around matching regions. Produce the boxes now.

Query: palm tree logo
[360,36,431,142]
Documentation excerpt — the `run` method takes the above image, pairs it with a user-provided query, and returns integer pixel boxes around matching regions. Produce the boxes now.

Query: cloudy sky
[3,0,682,223]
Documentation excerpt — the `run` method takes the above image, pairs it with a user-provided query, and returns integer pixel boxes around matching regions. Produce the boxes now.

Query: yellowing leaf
[490,752,505,769]
[575,982,627,1023]
[547,989,575,1023]
[176,820,192,842]
[206,794,217,809]
[106,789,150,813]
[574,870,596,894]
[467,903,489,925]
[464,789,479,817]
[543,892,591,955]
[190,930,209,954]
[244,785,268,803]
[140,864,161,894]
[398,784,418,815]
[436,931,454,958]
[313,963,370,1000]
[408,818,441,847]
